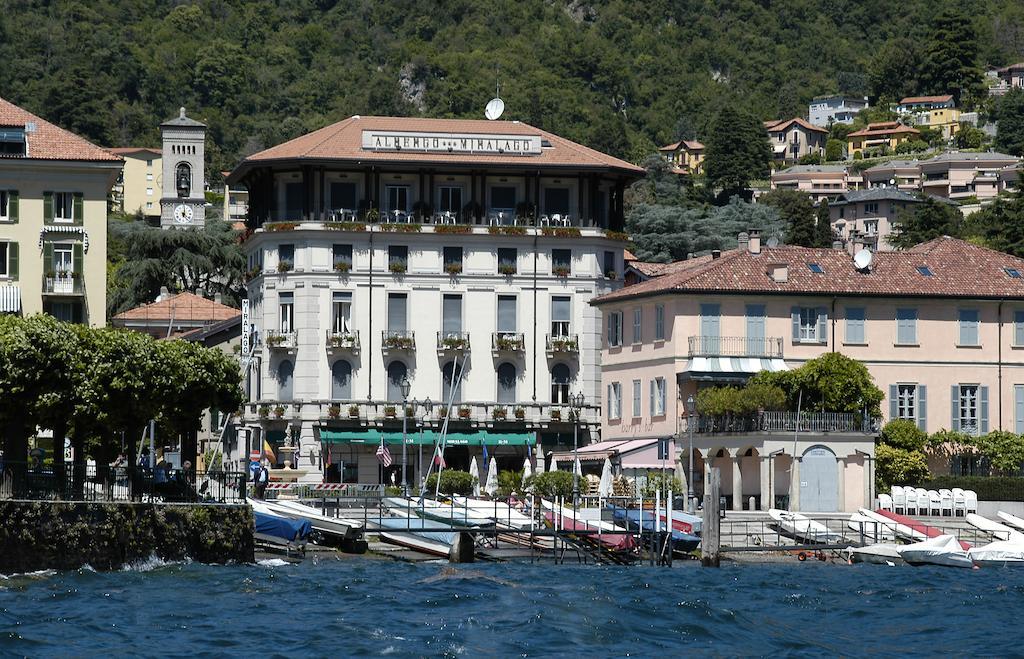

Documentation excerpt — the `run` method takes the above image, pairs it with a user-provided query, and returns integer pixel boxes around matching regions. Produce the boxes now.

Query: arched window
[442,361,464,404]
[331,360,352,400]
[386,361,407,402]
[497,362,517,404]
[551,363,571,404]
[277,359,294,401]
[175,162,191,196]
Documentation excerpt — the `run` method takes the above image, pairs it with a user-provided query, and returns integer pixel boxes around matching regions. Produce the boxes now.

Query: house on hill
[764,118,828,163]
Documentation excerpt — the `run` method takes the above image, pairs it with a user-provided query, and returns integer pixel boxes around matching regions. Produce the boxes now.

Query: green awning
[319,429,535,446]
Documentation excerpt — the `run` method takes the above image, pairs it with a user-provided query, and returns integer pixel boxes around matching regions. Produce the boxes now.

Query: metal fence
[0,463,248,503]
[691,411,877,434]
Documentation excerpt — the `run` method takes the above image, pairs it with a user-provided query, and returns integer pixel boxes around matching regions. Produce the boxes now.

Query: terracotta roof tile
[848,123,920,138]
[594,238,1024,303]
[112,292,240,323]
[764,117,828,134]
[236,115,643,174]
[108,147,161,157]
[628,252,725,278]
[0,97,122,162]
[900,95,954,104]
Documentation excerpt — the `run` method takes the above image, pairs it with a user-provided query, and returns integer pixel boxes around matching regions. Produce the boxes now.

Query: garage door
[800,446,837,512]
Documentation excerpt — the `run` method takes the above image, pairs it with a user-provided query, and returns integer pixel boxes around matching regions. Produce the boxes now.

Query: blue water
[1,557,1022,656]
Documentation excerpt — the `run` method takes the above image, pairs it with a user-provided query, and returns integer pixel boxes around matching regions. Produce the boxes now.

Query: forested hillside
[1,0,1023,175]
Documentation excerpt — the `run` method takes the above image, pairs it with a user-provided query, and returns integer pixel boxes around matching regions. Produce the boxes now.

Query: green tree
[875,444,930,491]
[920,7,985,108]
[969,189,1024,257]
[751,352,884,416]
[525,470,576,498]
[760,189,816,247]
[954,124,987,149]
[868,38,921,103]
[995,88,1024,157]
[825,138,845,162]
[881,419,928,452]
[974,431,1024,475]
[814,199,833,248]
[703,105,771,198]
[890,198,965,249]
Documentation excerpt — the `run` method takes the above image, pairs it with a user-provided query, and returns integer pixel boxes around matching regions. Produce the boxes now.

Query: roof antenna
[485,64,504,120]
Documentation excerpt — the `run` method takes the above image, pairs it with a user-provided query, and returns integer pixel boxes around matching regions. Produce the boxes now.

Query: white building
[808,95,869,127]
[226,115,643,484]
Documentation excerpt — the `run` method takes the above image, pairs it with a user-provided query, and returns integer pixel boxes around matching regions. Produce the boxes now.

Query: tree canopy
[890,198,965,249]
[995,88,1024,157]
[703,105,771,197]
[760,189,824,247]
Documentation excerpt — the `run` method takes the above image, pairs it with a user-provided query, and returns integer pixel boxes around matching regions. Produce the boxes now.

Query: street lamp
[419,397,433,491]
[686,394,695,513]
[400,375,411,496]
[569,391,585,508]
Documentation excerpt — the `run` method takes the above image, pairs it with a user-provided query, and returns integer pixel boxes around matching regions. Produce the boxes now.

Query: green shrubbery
[641,472,684,498]
[424,470,476,495]
[696,382,786,416]
[525,471,576,498]
[920,476,1024,501]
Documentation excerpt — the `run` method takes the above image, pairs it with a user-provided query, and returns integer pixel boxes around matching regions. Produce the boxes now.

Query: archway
[800,445,838,512]
[738,447,761,510]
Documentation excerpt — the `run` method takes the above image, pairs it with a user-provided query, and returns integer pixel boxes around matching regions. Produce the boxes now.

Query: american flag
[375,440,393,467]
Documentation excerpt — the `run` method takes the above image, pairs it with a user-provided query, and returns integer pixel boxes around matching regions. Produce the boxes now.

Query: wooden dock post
[449,531,475,563]
[701,467,721,567]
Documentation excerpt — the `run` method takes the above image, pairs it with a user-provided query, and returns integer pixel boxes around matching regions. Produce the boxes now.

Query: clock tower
[159,107,207,229]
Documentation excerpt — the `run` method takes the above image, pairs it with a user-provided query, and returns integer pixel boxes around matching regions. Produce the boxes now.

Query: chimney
[737,231,749,251]
[157,286,169,302]
[768,263,789,283]
[711,249,721,260]
[747,228,762,254]
[214,292,223,305]
[832,239,844,250]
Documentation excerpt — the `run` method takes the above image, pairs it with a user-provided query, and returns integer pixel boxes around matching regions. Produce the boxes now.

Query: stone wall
[0,501,254,573]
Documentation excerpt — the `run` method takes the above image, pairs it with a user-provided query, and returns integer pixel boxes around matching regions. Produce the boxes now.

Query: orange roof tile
[899,95,954,105]
[848,122,920,138]
[628,252,725,278]
[0,97,122,162]
[108,147,161,157]
[765,117,828,134]
[112,292,240,324]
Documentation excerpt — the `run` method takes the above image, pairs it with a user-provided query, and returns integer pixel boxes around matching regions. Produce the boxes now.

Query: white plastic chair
[877,493,894,511]
[904,487,918,516]
[891,485,906,514]
[915,488,930,516]
[939,489,953,517]
[952,488,967,517]
[927,490,941,516]
[965,490,978,514]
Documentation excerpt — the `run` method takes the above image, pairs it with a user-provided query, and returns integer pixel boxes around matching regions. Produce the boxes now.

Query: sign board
[361,130,542,156]
[64,438,72,462]
[241,299,250,357]
[250,449,261,462]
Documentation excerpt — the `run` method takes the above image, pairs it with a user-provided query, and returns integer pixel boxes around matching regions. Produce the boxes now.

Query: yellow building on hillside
[109,147,161,218]
[847,122,921,157]
[658,140,705,175]
[897,95,961,141]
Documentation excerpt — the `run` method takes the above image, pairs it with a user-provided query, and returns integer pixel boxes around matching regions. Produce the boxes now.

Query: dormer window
[916,266,934,277]
[807,263,824,274]
[1005,267,1022,279]
[0,128,26,157]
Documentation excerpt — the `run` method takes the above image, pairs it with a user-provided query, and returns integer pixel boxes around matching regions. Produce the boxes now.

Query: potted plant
[552,265,571,277]
[364,208,380,223]
[604,269,617,279]
[549,408,562,421]
[384,405,397,418]
[348,404,360,418]
[258,405,270,419]
[267,334,286,347]
[458,406,471,419]
[514,406,526,421]
[277,260,293,273]
[327,404,341,419]
[273,405,286,419]
[389,260,407,274]
[444,262,463,275]
[492,406,507,421]
[498,263,517,276]
[437,406,449,419]
[405,405,415,418]
[442,335,467,351]
[334,261,351,273]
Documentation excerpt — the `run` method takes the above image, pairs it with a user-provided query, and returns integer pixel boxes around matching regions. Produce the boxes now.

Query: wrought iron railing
[265,329,297,350]
[546,333,579,352]
[492,332,525,352]
[685,411,877,434]
[687,336,784,358]
[42,274,83,295]
[437,331,470,351]
[382,329,415,350]
[325,330,360,350]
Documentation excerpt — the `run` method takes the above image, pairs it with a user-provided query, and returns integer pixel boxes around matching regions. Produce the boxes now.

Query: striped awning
[318,429,535,446]
[682,356,789,381]
[0,285,20,313]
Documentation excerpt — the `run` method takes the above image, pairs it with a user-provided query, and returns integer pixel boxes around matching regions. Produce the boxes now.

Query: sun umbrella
[598,457,613,497]
[548,453,558,472]
[521,456,533,490]
[485,457,499,496]
[469,456,480,497]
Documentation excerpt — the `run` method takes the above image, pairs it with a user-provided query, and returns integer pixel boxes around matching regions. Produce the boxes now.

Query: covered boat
[967,513,1024,542]
[846,543,905,565]
[253,511,311,552]
[968,539,1024,567]
[371,515,459,558]
[898,534,974,569]
[768,509,840,544]
[608,506,700,552]
[259,499,363,540]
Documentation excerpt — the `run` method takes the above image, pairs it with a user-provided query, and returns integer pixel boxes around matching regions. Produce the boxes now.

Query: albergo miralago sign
[361,130,543,155]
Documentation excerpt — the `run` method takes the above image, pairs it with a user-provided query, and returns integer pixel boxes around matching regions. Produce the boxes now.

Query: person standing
[253,460,270,500]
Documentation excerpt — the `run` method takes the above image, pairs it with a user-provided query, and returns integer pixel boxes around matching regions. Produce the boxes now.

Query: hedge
[916,476,1024,502]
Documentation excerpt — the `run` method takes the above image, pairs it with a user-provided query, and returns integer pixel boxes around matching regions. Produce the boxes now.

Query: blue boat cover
[255,511,311,542]
[608,506,700,546]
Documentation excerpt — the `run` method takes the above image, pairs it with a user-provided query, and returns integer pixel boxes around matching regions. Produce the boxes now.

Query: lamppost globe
[569,392,584,508]
[400,376,411,401]
[685,394,696,512]
[686,394,695,415]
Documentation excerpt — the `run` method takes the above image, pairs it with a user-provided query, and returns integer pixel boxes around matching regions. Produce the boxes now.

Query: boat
[846,543,905,565]
[848,512,895,542]
[449,496,534,530]
[898,534,974,568]
[384,497,493,527]
[258,499,363,540]
[876,509,970,549]
[543,511,637,551]
[767,509,841,544]
[997,511,1024,533]
[607,506,700,552]
[365,510,460,558]
[968,538,1024,567]
[967,513,1024,542]
[253,510,311,553]
[856,508,926,542]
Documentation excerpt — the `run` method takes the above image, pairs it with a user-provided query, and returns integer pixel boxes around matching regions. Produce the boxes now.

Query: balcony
[42,274,83,296]
[437,331,470,354]
[265,330,297,351]
[382,330,415,352]
[683,411,878,434]
[492,332,525,354]
[325,330,360,352]
[687,336,784,359]
[304,399,603,428]
[545,334,579,355]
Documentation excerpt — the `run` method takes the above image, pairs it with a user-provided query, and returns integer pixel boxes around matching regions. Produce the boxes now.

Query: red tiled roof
[764,117,828,134]
[900,95,954,105]
[236,115,644,174]
[112,292,240,324]
[659,140,704,152]
[108,147,161,157]
[848,122,920,138]
[628,252,725,278]
[0,97,122,162]
[593,237,1024,303]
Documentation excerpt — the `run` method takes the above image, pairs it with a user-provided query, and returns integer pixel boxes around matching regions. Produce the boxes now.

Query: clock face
[174,204,194,224]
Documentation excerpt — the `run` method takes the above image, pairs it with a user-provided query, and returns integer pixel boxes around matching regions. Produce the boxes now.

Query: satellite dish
[485,97,505,121]
[854,249,873,271]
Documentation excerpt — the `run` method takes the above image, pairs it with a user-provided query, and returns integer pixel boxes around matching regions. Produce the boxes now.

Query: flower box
[277,260,293,273]
[549,409,562,421]
[273,405,286,419]
[389,261,407,274]
[348,405,360,418]
[552,265,571,277]
[492,406,507,421]
[327,405,341,419]
[458,406,471,419]
[444,262,463,275]
[514,406,526,420]
[334,261,352,273]
[384,406,397,418]
[498,263,517,275]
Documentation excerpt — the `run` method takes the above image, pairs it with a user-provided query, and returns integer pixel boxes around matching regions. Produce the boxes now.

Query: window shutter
[791,307,800,340]
[951,385,960,432]
[1016,385,1024,435]
[649,380,655,417]
[73,243,83,276]
[607,384,613,419]
[1016,311,1024,346]
[917,385,927,432]
[889,384,898,421]
[43,242,54,275]
[43,191,53,223]
[8,191,17,223]
[980,386,989,434]
[73,192,84,225]
[816,307,828,343]
[8,242,18,281]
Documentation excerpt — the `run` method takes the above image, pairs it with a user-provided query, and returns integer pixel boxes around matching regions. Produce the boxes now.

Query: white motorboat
[848,512,895,542]
[450,496,534,530]
[368,511,458,558]
[968,538,1024,567]
[384,497,493,527]
[967,513,1024,542]
[856,508,927,542]
[259,499,363,540]
[846,543,905,565]
[997,511,1024,533]
[768,509,840,544]
[898,534,974,569]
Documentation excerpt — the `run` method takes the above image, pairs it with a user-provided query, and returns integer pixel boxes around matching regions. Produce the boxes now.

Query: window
[332,244,352,270]
[700,304,721,353]
[146,188,153,196]
[443,246,463,272]
[607,382,622,420]
[331,360,352,399]
[438,186,463,214]
[632,308,642,343]
[807,263,824,274]
[497,363,517,404]
[791,306,825,343]
[603,251,616,278]
[650,378,666,417]
[146,173,153,181]
[387,293,407,332]
[607,311,623,347]
[551,296,571,337]
[385,185,410,212]
[0,242,7,277]
[146,202,153,209]
[745,304,765,355]
[279,292,294,333]
[175,163,191,196]
[956,384,985,435]
[387,361,408,402]
[864,220,878,235]
[896,307,917,345]
[552,248,571,275]
[278,244,294,270]
[0,128,26,156]
[497,248,517,274]
[330,181,357,210]
[47,301,78,323]
[497,295,517,334]
[959,309,980,346]
[388,245,408,271]
[1005,268,1022,279]
[845,307,866,344]
[277,360,294,400]
[632,380,642,417]
[332,291,352,333]
[53,192,74,223]
[442,294,462,336]
[544,187,570,216]
[864,202,879,215]
[916,266,933,277]
[53,243,74,276]
[896,384,918,421]
[551,364,571,404]
[1015,310,1024,346]
[490,186,516,213]
[442,361,463,404]
[655,305,665,341]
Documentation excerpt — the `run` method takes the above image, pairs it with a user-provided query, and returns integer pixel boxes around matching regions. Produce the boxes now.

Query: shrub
[273,405,286,418]
[491,406,507,421]
[424,470,476,495]
[389,260,407,274]
[525,470,576,497]
[552,265,571,277]
[498,263,517,275]
[641,472,685,498]
[875,443,930,491]
[327,404,341,419]
[974,431,1024,475]
[881,419,927,451]
[324,221,367,232]
[542,227,582,238]
[347,404,360,417]
[383,405,397,418]
[603,230,629,242]
[434,224,473,234]
[277,260,292,272]
[264,222,298,232]
[458,406,471,419]
[333,261,351,273]
[444,262,463,275]
[497,469,524,496]
[514,406,526,420]
[919,476,1024,501]
[750,352,883,415]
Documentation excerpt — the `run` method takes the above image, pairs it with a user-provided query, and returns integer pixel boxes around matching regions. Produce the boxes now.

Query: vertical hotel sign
[241,299,250,358]
[361,130,543,155]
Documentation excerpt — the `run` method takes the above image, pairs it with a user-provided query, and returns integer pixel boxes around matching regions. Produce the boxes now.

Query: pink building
[592,236,1024,513]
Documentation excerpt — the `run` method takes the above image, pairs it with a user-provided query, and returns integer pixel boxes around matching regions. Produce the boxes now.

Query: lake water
[1,557,1021,656]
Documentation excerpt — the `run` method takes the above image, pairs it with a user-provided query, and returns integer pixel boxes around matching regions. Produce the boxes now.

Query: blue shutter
[816,307,828,344]
[889,384,898,421]
[607,384,612,419]
[980,386,989,434]
[917,385,927,432]
[791,307,800,341]
[1016,386,1024,434]
[1016,311,1024,346]
[951,385,960,432]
